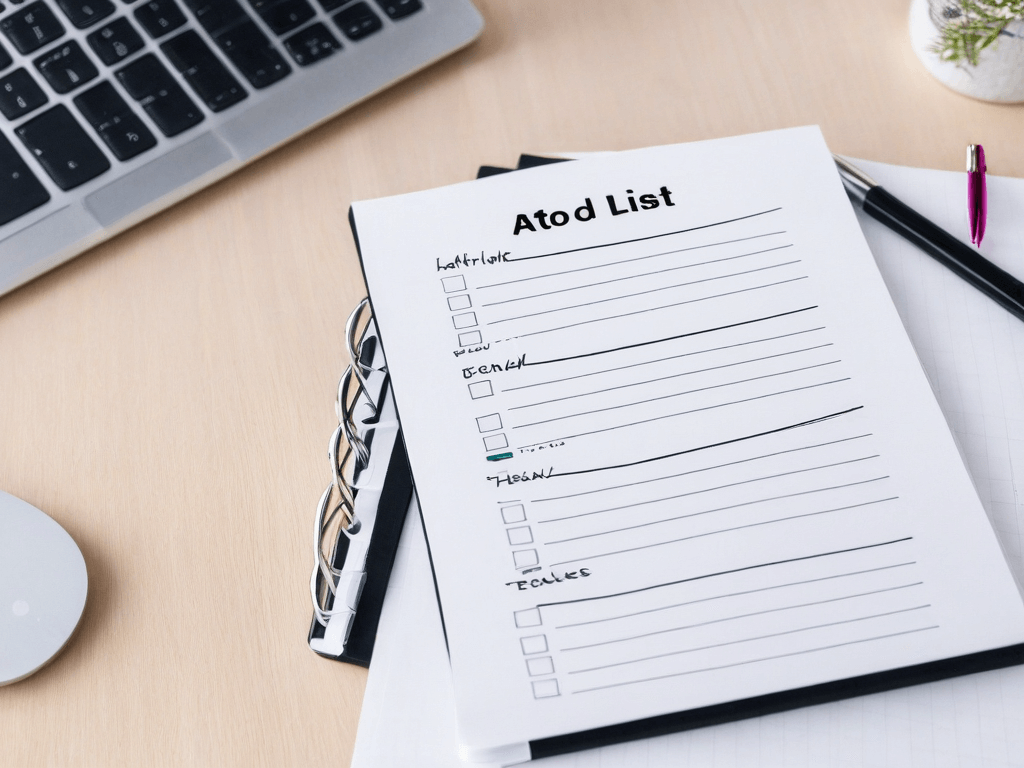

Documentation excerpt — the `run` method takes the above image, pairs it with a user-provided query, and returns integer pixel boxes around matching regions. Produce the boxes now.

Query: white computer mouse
[0,490,88,685]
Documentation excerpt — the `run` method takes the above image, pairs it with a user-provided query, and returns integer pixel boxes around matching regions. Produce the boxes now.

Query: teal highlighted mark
[486,452,513,462]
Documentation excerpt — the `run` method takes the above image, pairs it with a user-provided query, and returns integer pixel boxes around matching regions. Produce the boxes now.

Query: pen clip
[967,145,987,247]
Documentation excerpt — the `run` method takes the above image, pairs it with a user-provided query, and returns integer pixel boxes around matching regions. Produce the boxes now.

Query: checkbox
[453,312,478,329]
[458,331,483,347]
[514,608,542,628]
[501,503,525,523]
[513,549,538,569]
[441,275,466,293]
[476,413,502,433]
[484,434,509,451]
[447,295,472,311]
[520,634,548,655]
[507,526,533,545]
[526,656,555,676]
[468,380,493,399]
[532,679,560,698]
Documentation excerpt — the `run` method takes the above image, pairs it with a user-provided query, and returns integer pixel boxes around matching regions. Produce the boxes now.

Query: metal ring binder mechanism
[308,299,414,665]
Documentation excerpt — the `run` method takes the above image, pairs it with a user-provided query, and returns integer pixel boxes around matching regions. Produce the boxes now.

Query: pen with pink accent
[968,144,987,247]
[835,155,1024,323]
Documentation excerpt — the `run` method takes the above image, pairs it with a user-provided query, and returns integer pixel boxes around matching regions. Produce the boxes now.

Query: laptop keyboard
[0,0,423,226]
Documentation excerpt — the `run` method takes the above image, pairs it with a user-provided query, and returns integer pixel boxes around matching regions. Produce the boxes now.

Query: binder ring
[346,298,378,417]
[311,298,382,627]
[339,364,370,467]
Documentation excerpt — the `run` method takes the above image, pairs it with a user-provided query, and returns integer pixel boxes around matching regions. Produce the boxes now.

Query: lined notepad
[350,129,1024,764]
[351,157,1024,768]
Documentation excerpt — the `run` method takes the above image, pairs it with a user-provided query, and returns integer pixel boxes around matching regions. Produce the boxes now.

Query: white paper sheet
[350,137,1024,765]
[351,156,1024,768]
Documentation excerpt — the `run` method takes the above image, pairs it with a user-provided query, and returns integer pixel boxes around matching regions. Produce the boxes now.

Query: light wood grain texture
[1,1,1020,765]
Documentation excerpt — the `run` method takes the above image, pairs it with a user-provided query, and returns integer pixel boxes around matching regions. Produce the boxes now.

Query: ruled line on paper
[476,232,790,290]
[561,590,928,653]
[518,307,819,367]
[567,604,930,675]
[535,538,914,610]
[540,472,886,538]
[509,278,810,340]
[502,327,828,392]
[508,349,837,412]
[538,463,886,525]
[525,406,863,469]
[502,208,784,264]
[554,561,919,629]
[569,626,941,694]
[480,245,795,306]
[486,260,801,325]
[545,496,899,568]
[512,361,845,427]
[513,379,852,448]
[568,604,932,677]
[533,433,872,503]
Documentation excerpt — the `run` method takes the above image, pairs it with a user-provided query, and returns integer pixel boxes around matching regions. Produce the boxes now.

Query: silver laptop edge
[0,0,483,297]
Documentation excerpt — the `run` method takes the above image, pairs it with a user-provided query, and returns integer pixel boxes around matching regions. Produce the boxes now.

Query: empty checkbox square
[501,503,525,524]
[520,634,548,655]
[476,413,502,432]
[507,526,533,545]
[513,549,538,569]
[526,656,555,676]
[441,275,466,293]
[458,331,483,347]
[532,679,560,698]
[514,608,542,628]
[453,312,478,329]
[447,294,472,311]
[484,434,509,451]
[468,380,493,399]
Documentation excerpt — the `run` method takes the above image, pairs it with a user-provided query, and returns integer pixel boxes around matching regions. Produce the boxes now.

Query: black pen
[834,155,1024,323]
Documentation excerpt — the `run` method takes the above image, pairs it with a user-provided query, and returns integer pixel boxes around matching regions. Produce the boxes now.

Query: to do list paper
[351,127,1024,764]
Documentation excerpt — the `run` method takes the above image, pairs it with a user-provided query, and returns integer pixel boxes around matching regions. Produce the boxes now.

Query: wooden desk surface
[2,1,1021,765]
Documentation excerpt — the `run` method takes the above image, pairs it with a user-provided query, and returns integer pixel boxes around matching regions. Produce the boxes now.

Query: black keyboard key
[116,53,203,135]
[315,0,343,12]
[161,30,245,111]
[0,131,50,226]
[133,0,186,38]
[0,40,11,71]
[284,22,338,66]
[16,104,110,189]
[214,21,289,88]
[0,67,47,119]
[55,0,115,28]
[373,0,419,20]
[86,17,144,64]
[73,80,156,159]
[34,40,98,93]
[1,2,65,54]
[332,2,380,41]
[249,0,313,35]
[180,0,246,36]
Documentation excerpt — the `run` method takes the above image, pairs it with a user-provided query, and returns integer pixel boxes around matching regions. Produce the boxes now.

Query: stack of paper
[349,144,1024,767]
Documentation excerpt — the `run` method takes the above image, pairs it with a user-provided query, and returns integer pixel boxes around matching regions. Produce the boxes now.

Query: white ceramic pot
[909,0,1024,102]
